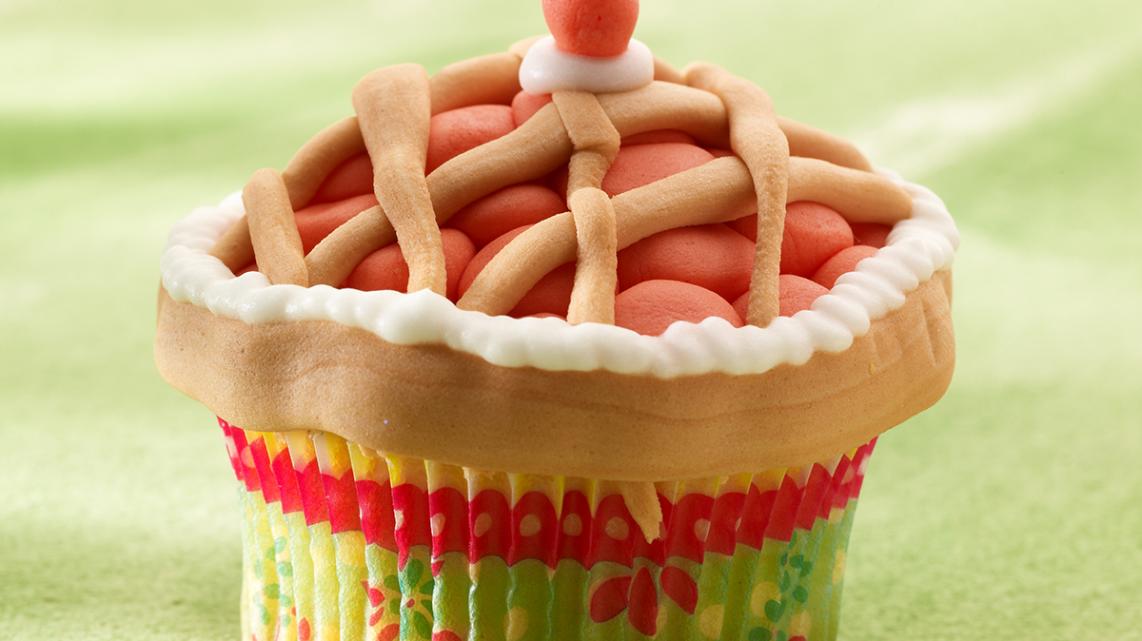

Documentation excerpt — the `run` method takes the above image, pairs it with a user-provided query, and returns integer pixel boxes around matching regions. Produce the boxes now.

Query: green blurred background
[2,1,1141,639]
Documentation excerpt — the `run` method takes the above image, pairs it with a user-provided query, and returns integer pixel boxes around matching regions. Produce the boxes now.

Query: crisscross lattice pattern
[212,43,913,329]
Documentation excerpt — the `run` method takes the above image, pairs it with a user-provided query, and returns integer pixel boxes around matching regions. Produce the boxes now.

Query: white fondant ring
[519,36,655,95]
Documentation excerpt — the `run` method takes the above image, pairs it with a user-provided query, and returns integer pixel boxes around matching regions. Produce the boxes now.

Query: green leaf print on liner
[404,559,424,588]
[749,627,772,641]
[413,611,432,638]
[765,599,785,622]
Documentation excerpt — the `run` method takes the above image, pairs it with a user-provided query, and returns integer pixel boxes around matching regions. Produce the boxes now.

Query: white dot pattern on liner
[562,513,582,537]
[605,517,629,541]
[518,514,542,537]
[473,513,492,538]
[160,169,958,378]
[429,513,446,537]
[694,518,711,542]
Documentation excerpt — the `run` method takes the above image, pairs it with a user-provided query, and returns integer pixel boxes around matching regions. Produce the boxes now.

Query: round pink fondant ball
[615,279,742,336]
[458,226,575,317]
[447,184,566,247]
[850,222,892,248]
[295,193,378,253]
[780,202,855,277]
[812,245,879,289]
[427,105,515,173]
[511,91,553,126]
[343,229,475,300]
[617,224,755,300]
[602,143,714,196]
[543,0,640,58]
[732,275,830,319]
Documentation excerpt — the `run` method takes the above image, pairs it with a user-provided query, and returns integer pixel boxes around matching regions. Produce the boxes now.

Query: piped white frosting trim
[160,169,957,379]
[519,36,655,95]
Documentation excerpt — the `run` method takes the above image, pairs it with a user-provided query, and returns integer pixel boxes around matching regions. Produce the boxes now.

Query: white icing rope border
[160,169,958,378]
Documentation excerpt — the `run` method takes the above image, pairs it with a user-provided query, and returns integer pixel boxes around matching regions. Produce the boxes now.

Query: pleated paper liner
[220,418,874,641]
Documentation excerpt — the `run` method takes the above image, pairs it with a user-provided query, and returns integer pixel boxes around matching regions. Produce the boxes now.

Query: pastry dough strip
[243,168,308,287]
[353,64,446,294]
[687,64,788,327]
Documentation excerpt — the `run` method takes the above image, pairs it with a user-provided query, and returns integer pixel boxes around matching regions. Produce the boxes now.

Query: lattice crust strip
[687,64,788,326]
[242,168,309,287]
[353,64,446,295]
[566,188,619,325]
[212,45,914,331]
[552,90,622,325]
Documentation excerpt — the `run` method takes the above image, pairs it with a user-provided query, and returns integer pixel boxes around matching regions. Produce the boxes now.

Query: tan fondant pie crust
[155,270,952,482]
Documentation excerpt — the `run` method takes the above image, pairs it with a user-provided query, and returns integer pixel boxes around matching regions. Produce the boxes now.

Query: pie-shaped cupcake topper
[211,29,911,331]
[165,7,953,542]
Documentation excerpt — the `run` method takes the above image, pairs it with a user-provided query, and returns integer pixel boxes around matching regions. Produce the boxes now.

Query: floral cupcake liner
[220,419,874,641]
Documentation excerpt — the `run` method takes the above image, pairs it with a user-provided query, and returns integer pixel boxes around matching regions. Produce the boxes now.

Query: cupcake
[156,1,957,639]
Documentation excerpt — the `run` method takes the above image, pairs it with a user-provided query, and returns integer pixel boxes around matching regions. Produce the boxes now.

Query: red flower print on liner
[588,564,699,635]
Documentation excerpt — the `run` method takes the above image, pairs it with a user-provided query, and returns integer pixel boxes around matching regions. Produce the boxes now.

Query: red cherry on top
[543,0,639,58]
